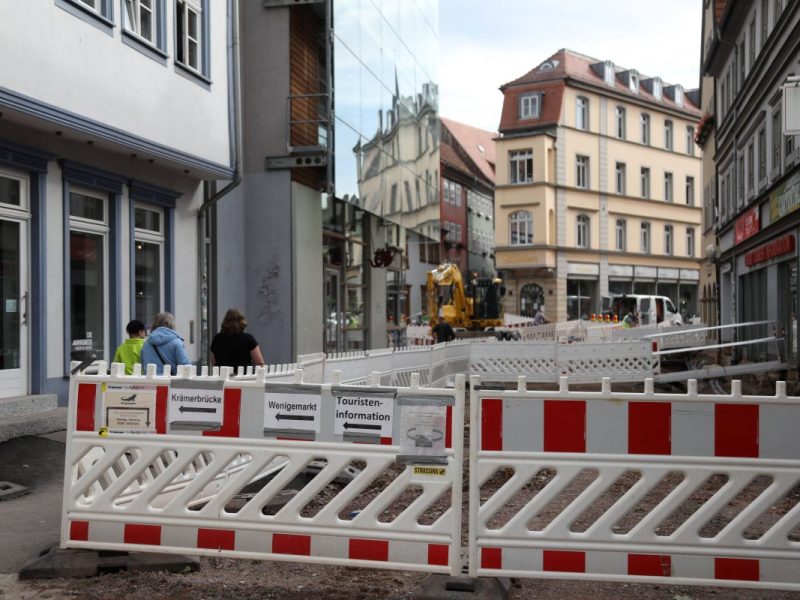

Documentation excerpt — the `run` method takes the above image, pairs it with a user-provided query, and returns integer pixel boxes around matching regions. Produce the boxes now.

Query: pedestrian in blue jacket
[140,312,191,374]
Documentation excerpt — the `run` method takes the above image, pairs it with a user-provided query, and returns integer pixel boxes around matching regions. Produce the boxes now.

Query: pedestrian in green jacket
[112,320,147,375]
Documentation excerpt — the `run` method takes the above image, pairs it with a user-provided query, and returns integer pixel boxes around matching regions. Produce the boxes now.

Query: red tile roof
[440,141,472,176]
[500,49,701,125]
[440,117,496,185]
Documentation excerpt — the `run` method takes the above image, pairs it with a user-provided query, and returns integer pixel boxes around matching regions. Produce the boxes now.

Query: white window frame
[615,219,626,252]
[664,172,673,202]
[68,187,110,363]
[509,210,533,246]
[641,167,651,198]
[641,113,650,145]
[686,125,695,155]
[615,162,626,195]
[616,106,626,139]
[123,0,157,44]
[176,0,203,73]
[576,96,589,130]
[576,155,589,189]
[664,224,673,255]
[520,93,540,120]
[664,120,673,151]
[686,176,695,206]
[576,214,589,248]
[133,205,166,323]
[509,150,533,185]
[0,168,30,214]
[652,78,662,100]
[686,227,695,257]
[640,222,651,254]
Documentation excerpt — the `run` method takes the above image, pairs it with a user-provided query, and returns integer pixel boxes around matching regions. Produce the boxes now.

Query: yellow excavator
[426,263,506,335]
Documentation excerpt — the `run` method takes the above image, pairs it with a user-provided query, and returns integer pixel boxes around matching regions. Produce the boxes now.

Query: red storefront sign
[744,234,796,266]
[735,206,760,244]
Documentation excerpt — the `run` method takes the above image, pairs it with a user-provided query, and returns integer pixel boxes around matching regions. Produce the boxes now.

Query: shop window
[134,206,164,325]
[519,283,545,317]
[68,189,109,363]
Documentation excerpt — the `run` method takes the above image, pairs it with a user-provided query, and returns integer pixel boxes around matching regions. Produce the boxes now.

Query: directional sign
[334,393,393,437]
[167,385,224,428]
[102,383,157,434]
[264,392,321,433]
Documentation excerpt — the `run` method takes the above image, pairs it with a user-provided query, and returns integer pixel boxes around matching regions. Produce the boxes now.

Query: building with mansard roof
[494,49,703,322]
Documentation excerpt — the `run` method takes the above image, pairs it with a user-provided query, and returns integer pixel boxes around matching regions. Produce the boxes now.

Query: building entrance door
[0,217,28,398]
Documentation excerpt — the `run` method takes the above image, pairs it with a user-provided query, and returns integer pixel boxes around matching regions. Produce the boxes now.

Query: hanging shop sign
[770,172,800,222]
[735,205,760,244]
[744,234,796,267]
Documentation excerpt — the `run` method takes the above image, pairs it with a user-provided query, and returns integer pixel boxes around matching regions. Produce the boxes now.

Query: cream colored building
[494,49,703,323]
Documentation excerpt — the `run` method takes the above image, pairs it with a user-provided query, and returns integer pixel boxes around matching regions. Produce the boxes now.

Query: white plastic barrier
[298,343,471,388]
[468,376,800,590]
[469,341,657,383]
[62,366,466,576]
[611,324,710,350]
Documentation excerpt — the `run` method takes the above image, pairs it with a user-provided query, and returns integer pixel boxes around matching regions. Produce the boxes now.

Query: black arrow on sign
[344,422,381,431]
[179,406,217,414]
[276,414,314,421]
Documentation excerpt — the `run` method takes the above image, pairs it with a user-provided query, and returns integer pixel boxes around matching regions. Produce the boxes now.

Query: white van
[603,294,683,326]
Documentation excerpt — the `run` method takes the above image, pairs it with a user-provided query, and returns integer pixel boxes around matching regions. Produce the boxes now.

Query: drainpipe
[198,0,243,365]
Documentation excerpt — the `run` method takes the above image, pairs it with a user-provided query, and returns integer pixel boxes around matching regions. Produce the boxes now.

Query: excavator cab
[469,277,505,321]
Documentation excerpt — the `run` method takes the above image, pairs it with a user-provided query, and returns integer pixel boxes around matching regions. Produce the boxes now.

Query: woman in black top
[210,309,265,370]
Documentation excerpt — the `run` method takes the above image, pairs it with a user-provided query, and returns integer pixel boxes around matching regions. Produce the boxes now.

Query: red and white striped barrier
[468,376,800,590]
[62,367,466,576]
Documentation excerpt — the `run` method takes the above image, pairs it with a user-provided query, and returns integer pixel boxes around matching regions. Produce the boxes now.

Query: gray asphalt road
[0,433,66,573]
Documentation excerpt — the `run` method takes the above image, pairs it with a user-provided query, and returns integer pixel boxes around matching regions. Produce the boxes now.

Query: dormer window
[674,85,684,106]
[539,60,559,72]
[519,93,541,120]
[652,77,662,100]
[604,61,615,86]
[629,70,639,93]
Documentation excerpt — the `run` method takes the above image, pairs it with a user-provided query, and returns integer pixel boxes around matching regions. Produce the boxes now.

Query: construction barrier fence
[61,364,466,575]
[61,356,800,591]
[468,376,800,591]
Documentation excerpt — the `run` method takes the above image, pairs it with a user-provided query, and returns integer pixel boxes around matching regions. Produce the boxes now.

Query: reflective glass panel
[135,240,160,325]
[0,220,20,369]
[70,231,105,361]
[70,192,105,222]
[0,176,21,206]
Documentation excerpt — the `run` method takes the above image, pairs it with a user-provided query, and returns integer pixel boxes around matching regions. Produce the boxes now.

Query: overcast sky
[438,0,702,132]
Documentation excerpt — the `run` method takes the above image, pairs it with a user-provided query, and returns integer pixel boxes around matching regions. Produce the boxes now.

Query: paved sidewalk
[0,432,66,574]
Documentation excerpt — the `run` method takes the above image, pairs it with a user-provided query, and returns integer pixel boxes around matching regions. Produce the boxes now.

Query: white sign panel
[784,81,800,135]
[399,405,446,458]
[102,383,157,433]
[334,393,393,437]
[264,392,321,432]
[168,386,224,426]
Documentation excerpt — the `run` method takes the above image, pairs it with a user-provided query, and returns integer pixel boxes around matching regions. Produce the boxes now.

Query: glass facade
[332,0,440,239]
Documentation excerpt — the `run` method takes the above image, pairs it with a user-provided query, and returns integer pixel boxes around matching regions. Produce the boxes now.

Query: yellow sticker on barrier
[412,466,446,477]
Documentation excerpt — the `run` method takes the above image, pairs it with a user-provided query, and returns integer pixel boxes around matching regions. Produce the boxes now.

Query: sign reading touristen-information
[264,392,321,433]
[334,393,393,437]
